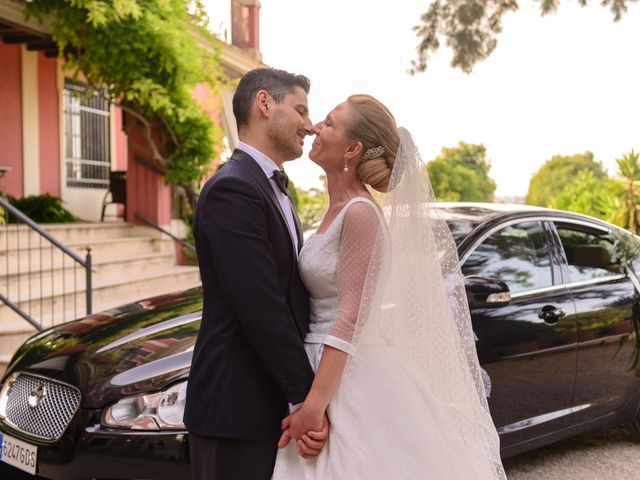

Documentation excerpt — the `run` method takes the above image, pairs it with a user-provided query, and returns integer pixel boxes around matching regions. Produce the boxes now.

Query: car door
[461,219,578,449]
[551,220,640,424]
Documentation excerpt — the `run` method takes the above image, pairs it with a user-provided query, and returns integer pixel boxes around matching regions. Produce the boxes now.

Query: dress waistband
[304,333,326,344]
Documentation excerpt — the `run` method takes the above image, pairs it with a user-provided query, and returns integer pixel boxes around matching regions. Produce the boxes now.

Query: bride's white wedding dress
[272,196,503,479]
[272,196,384,479]
[273,129,505,479]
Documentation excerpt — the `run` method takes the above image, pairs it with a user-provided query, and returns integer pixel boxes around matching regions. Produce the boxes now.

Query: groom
[184,68,326,480]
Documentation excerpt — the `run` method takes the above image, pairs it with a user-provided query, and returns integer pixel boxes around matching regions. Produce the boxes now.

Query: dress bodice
[299,197,380,346]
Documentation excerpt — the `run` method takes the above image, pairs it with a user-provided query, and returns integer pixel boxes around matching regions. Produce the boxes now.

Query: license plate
[0,432,37,475]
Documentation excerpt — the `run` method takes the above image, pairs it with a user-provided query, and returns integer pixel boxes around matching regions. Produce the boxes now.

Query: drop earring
[343,157,349,173]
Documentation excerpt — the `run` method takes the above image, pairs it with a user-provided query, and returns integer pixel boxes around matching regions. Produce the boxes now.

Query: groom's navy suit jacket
[184,149,314,441]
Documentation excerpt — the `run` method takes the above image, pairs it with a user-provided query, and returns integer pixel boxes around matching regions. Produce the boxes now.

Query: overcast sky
[206,1,640,198]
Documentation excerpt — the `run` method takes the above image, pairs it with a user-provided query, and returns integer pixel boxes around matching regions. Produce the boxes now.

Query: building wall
[38,52,60,197]
[192,83,225,176]
[113,106,126,171]
[124,113,171,226]
[0,46,128,220]
[58,71,128,221]
[0,43,23,197]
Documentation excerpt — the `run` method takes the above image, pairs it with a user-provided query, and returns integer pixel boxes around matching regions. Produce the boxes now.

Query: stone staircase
[0,222,201,370]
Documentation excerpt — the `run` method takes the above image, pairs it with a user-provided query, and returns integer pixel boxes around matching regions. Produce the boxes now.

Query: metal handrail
[134,212,196,253]
[1,199,87,266]
[0,196,93,330]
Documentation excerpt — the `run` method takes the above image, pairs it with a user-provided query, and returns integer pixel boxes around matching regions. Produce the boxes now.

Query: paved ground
[503,427,640,479]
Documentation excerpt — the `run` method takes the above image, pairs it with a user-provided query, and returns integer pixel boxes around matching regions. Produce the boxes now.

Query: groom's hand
[288,404,322,440]
[277,414,293,449]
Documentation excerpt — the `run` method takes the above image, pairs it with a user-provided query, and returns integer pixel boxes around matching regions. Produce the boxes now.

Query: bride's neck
[326,171,369,205]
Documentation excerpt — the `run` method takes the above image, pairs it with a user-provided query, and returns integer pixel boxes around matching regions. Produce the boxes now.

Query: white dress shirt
[236,142,299,254]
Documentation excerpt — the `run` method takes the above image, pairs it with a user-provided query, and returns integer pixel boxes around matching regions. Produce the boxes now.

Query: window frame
[547,219,627,289]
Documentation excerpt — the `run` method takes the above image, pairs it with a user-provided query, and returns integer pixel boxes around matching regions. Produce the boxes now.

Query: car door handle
[538,305,566,324]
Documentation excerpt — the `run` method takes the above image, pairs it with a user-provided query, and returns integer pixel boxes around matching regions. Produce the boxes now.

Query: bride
[272,94,506,479]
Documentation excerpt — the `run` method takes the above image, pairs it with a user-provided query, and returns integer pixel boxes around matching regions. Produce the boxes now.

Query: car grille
[0,373,81,442]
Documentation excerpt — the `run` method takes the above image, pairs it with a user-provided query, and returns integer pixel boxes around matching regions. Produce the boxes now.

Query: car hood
[3,288,203,409]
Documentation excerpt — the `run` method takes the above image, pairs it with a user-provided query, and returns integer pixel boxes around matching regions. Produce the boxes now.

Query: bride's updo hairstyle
[345,94,400,193]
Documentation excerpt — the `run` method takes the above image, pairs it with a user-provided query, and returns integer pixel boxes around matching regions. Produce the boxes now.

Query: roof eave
[0,0,51,35]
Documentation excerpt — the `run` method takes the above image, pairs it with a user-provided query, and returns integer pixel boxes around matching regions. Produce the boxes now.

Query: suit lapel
[232,150,308,336]
[285,191,304,252]
[232,151,298,258]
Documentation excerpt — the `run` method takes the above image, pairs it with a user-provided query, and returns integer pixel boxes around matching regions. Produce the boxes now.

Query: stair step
[0,236,175,271]
[0,266,201,326]
[0,222,155,246]
[1,252,177,291]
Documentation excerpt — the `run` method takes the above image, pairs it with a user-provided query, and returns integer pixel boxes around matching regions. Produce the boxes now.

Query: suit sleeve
[200,174,314,404]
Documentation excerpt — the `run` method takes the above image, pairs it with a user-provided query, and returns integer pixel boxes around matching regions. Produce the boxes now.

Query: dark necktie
[271,169,303,252]
[272,169,289,195]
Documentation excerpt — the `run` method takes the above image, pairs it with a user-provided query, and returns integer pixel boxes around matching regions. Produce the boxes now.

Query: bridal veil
[319,128,506,479]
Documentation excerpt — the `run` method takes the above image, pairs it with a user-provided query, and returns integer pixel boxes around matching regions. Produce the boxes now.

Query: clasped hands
[277,403,329,458]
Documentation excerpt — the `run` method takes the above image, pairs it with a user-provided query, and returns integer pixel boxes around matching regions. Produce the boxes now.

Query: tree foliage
[535,149,640,235]
[613,149,640,234]
[295,176,328,231]
[525,152,607,207]
[26,0,225,191]
[412,0,634,73]
[553,170,619,220]
[426,142,496,202]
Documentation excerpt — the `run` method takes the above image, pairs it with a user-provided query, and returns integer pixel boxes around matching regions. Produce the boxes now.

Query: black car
[2,203,640,479]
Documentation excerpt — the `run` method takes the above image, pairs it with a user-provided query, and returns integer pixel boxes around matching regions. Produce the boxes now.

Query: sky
[207,1,640,198]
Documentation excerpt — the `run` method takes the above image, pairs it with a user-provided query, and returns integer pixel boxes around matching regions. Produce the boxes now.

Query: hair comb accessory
[362,145,385,161]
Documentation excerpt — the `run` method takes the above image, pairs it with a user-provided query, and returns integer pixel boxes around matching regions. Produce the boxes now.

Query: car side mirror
[464,276,511,309]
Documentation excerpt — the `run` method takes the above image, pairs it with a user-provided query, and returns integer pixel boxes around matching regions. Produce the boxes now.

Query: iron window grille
[64,80,111,189]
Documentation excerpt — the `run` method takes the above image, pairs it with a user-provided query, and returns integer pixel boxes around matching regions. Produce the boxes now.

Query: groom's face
[267,86,313,161]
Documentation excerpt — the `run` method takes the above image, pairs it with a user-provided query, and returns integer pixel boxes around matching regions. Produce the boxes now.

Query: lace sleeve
[324,201,383,355]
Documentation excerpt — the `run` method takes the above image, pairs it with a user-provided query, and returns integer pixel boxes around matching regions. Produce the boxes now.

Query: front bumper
[0,410,191,480]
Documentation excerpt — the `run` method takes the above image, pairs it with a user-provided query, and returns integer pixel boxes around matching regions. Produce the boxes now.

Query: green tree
[295,176,328,231]
[526,152,607,207]
[426,142,496,202]
[553,170,619,220]
[296,188,328,231]
[613,150,640,234]
[411,0,633,74]
[26,0,225,207]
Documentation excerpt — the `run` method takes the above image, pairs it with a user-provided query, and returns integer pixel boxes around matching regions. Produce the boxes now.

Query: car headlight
[102,381,187,431]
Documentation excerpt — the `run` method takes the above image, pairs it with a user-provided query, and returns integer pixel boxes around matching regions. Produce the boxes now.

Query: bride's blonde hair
[345,94,400,193]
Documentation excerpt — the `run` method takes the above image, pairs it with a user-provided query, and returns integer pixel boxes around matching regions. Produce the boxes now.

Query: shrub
[7,194,79,223]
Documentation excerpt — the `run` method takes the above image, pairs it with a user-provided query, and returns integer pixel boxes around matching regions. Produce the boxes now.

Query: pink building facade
[0,0,263,227]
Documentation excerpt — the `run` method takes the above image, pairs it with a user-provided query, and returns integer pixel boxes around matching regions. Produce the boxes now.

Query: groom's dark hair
[233,68,311,128]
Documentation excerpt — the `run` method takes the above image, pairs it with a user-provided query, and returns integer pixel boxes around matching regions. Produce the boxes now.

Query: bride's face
[309,102,356,171]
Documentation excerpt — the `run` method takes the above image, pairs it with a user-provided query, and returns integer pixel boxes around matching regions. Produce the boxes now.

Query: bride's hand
[278,409,329,458]
[297,413,329,458]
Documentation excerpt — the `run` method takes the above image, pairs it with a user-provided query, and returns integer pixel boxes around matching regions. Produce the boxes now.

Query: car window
[554,222,622,283]
[462,221,552,294]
